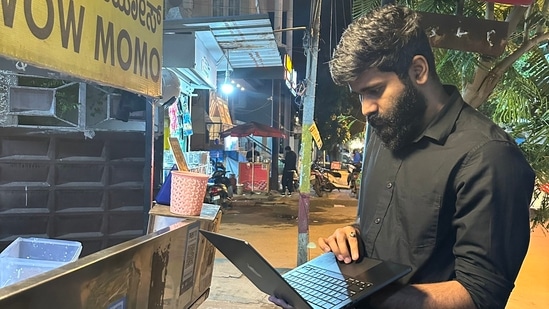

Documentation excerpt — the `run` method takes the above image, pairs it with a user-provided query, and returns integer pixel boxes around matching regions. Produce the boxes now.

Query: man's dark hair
[330,5,438,85]
[285,146,292,151]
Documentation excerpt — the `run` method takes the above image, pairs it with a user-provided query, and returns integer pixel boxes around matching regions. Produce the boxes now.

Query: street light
[221,50,234,95]
[221,74,234,94]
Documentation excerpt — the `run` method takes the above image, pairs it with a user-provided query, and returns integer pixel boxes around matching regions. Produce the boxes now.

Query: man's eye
[366,88,382,96]
[357,87,384,102]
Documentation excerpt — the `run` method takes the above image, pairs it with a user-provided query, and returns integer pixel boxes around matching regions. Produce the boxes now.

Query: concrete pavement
[198,258,280,309]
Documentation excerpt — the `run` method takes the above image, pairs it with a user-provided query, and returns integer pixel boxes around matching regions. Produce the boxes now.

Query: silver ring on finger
[349,231,356,238]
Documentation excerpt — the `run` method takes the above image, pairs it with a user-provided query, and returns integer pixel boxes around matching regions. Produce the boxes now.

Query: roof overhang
[164,14,283,89]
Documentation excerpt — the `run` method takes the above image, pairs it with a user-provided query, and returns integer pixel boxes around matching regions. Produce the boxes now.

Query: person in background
[270,5,534,309]
[246,143,260,162]
[348,149,363,186]
[353,149,362,164]
[280,146,297,196]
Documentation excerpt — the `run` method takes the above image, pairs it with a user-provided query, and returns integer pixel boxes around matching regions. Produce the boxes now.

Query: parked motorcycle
[204,160,233,210]
[310,161,349,197]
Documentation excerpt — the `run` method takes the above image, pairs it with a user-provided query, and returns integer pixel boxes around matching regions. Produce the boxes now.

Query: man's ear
[409,55,429,85]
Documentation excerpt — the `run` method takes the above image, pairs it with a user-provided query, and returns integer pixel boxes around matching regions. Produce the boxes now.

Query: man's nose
[361,99,377,117]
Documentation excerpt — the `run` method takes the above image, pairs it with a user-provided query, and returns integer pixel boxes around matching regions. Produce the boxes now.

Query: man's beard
[368,79,427,151]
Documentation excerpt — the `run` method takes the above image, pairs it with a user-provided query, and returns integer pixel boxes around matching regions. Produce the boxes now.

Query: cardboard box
[0,220,198,309]
[148,203,222,309]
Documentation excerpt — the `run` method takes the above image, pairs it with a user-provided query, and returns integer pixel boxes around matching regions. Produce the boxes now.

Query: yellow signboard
[0,0,163,97]
[309,122,323,149]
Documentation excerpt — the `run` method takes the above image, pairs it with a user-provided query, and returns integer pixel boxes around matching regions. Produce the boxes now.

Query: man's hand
[268,295,294,308]
[318,226,362,264]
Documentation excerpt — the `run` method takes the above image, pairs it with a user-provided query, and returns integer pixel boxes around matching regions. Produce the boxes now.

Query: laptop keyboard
[284,265,373,309]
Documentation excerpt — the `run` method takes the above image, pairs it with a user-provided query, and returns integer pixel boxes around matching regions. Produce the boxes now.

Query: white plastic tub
[0,237,82,288]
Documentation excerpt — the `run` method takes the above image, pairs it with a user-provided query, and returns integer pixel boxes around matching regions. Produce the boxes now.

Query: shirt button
[374,218,382,224]
[386,182,393,189]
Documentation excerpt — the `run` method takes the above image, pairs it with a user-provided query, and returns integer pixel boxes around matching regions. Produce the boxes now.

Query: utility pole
[297,0,322,266]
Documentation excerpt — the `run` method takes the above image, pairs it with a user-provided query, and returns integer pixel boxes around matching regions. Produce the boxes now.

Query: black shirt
[283,150,297,171]
[246,149,259,162]
[358,86,534,308]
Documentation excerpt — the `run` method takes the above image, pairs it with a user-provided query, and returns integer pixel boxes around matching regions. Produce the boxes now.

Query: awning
[164,14,283,89]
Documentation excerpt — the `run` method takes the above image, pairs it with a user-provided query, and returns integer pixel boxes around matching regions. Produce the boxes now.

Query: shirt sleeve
[452,140,534,309]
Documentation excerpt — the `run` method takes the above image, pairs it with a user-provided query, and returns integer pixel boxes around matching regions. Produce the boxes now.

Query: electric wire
[329,0,334,53]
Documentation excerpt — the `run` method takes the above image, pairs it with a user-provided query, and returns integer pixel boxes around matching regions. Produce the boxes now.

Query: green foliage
[512,113,549,230]
[55,84,80,117]
[530,196,549,230]
[352,0,380,19]
[490,69,535,124]
[434,48,478,89]
[511,108,549,181]
[518,46,549,95]
[314,80,365,151]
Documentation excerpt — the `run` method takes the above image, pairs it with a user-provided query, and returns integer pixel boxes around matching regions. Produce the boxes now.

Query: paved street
[200,190,357,308]
[199,190,549,309]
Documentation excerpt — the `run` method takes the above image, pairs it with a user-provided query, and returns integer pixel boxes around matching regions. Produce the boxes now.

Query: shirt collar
[417,85,464,144]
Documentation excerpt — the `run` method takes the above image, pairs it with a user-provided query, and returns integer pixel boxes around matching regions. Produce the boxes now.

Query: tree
[314,61,364,157]
[352,0,549,228]
[313,0,365,156]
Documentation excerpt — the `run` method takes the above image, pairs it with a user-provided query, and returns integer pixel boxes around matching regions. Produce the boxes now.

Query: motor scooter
[310,161,350,197]
[204,160,233,210]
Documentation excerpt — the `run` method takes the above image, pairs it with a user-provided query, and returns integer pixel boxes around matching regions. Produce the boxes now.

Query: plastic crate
[0,237,82,288]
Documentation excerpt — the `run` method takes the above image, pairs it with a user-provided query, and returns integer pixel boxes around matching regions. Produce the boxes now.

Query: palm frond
[434,48,478,89]
[513,106,549,181]
[352,0,380,19]
[491,86,534,124]
[520,47,549,95]
[525,10,548,30]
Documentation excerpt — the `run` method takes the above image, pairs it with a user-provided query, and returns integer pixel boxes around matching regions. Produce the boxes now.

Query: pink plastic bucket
[169,170,209,216]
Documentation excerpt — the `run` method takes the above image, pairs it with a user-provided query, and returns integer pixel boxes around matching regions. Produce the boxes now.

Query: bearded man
[271,4,535,309]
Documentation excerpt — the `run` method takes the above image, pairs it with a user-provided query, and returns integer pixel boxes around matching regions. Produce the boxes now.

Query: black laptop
[200,230,411,309]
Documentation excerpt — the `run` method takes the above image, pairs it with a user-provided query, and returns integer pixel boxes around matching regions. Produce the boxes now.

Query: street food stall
[220,122,285,193]
[239,161,271,192]
[0,1,222,307]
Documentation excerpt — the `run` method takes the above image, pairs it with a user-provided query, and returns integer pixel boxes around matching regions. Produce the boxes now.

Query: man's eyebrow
[348,78,385,94]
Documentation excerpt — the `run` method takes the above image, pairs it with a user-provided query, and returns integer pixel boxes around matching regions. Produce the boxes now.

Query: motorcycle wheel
[325,182,335,192]
[313,178,323,197]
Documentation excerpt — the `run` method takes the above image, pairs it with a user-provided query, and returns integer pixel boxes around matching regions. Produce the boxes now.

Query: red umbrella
[220,121,285,138]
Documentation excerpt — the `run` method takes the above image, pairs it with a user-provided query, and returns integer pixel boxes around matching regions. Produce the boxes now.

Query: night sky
[290,0,352,81]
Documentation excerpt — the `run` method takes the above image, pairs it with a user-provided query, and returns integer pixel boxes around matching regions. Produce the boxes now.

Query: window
[228,0,240,16]
[212,0,240,16]
[212,0,223,16]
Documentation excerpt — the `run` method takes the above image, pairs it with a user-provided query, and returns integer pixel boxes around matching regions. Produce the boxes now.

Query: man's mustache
[368,113,385,127]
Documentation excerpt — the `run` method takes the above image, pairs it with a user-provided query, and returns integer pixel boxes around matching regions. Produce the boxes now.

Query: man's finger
[268,295,294,308]
[335,231,353,263]
[317,237,332,252]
